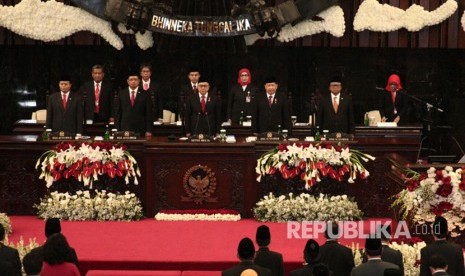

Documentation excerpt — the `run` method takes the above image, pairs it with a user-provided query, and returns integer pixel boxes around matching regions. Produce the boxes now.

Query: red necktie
[144,83,149,90]
[201,95,206,113]
[268,95,273,107]
[95,83,100,113]
[62,94,67,109]
[333,97,339,113]
[193,84,197,92]
[131,90,136,107]
[391,92,396,104]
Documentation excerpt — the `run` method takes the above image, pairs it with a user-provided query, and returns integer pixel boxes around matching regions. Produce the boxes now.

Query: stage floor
[8,216,389,275]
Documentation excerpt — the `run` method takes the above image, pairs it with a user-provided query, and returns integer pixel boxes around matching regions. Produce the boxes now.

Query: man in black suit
[114,72,153,136]
[46,75,83,136]
[79,65,114,123]
[254,225,284,276]
[0,223,21,276]
[179,68,201,131]
[420,216,464,276]
[379,74,410,124]
[140,63,163,122]
[252,77,291,134]
[290,239,323,276]
[319,222,355,276]
[26,218,79,272]
[222,237,271,276]
[351,237,400,276]
[185,77,221,137]
[317,76,355,134]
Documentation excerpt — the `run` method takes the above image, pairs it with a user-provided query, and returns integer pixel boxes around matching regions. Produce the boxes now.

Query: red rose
[298,160,307,170]
[268,166,276,175]
[300,172,306,180]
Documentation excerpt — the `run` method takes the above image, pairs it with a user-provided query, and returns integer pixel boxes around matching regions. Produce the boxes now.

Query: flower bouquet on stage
[35,142,143,220]
[391,166,465,239]
[255,142,375,196]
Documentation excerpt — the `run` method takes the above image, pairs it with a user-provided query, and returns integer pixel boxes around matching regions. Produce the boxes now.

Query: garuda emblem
[181,165,218,204]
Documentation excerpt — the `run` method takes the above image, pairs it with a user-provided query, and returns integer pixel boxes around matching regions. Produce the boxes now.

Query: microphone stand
[193,112,200,137]
[205,112,211,138]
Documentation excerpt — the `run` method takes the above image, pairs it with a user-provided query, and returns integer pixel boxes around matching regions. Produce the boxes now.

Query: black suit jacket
[420,240,465,276]
[378,89,410,123]
[115,87,153,135]
[317,93,355,134]
[222,260,272,276]
[254,247,284,276]
[227,83,258,124]
[0,243,21,276]
[252,92,291,133]
[141,79,163,120]
[185,93,221,136]
[362,244,404,275]
[319,240,354,276]
[27,244,79,269]
[79,81,114,123]
[46,91,83,135]
[290,264,319,276]
[351,259,399,276]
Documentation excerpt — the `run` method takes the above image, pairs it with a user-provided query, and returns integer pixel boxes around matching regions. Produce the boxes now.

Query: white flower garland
[245,6,345,45]
[0,0,123,49]
[354,0,457,32]
[117,23,154,50]
[0,213,12,235]
[155,212,241,221]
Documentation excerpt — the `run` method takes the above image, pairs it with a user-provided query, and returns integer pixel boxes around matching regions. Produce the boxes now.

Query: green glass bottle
[364,113,369,126]
[42,125,48,141]
[104,125,110,140]
[239,111,244,126]
[315,126,321,141]
[277,124,282,136]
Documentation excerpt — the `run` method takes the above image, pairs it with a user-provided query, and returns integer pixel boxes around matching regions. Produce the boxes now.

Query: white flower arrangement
[253,193,363,222]
[0,0,123,49]
[35,190,143,221]
[155,209,241,221]
[256,143,374,189]
[36,142,140,188]
[117,23,154,50]
[0,213,12,235]
[351,239,426,276]
[245,6,345,45]
[354,0,457,32]
[392,166,465,237]
[4,236,40,262]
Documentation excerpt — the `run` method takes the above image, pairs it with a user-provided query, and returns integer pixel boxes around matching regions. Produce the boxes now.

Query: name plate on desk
[190,134,212,143]
[259,132,280,141]
[113,131,138,140]
[327,132,353,141]
[377,122,397,127]
[50,131,73,140]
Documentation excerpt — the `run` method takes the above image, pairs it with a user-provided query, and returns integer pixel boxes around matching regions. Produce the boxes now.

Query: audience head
[325,222,340,240]
[43,233,73,265]
[429,254,448,273]
[45,218,61,238]
[91,65,105,83]
[304,239,321,264]
[0,223,5,241]
[432,216,448,239]
[240,268,258,276]
[256,225,271,247]
[312,263,331,276]
[365,237,382,257]
[237,237,255,260]
[23,252,42,275]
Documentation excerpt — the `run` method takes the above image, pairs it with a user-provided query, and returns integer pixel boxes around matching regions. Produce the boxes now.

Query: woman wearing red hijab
[379,74,410,124]
[227,68,258,124]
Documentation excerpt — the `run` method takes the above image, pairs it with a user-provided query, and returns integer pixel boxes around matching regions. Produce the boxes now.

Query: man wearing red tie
[114,72,153,137]
[140,63,163,122]
[179,67,201,134]
[79,65,114,123]
[185,77,221,138]
[46,75,83,136]
[379,74,410,124]
[316,76,355,134]
[252,77,291,134]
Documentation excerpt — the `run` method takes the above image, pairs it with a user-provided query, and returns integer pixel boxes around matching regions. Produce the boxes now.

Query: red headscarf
[385,74,403,91]
[237,68,252,86]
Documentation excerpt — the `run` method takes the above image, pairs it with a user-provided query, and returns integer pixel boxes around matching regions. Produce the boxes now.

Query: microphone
[375,87,385,91]
[193,112,200,136]
[205,112,211,137]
